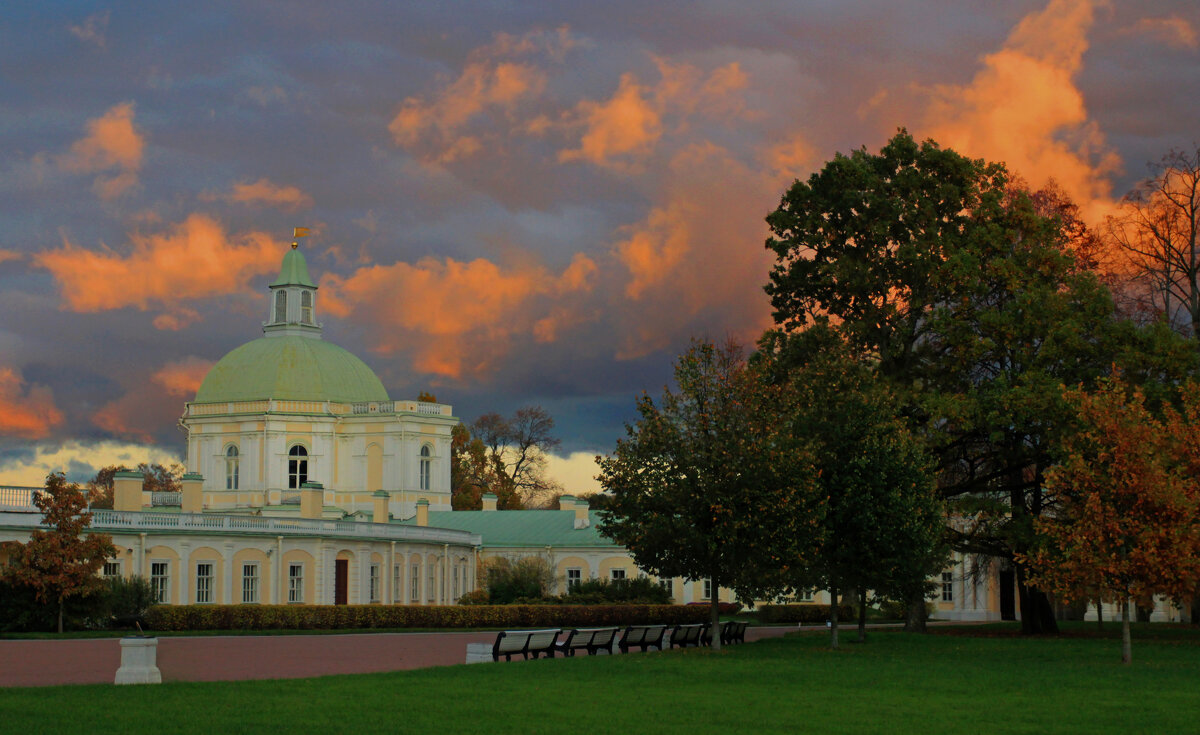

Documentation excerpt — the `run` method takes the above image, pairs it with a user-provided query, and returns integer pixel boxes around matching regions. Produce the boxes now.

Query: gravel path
[0,625,798,687]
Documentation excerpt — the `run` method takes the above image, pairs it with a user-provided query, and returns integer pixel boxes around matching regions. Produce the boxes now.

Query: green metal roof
[270,247,316,288]
[401,509,619,548]
[194,336,390,404]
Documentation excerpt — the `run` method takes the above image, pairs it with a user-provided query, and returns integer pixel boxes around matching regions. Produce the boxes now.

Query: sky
[0,0,1197,493]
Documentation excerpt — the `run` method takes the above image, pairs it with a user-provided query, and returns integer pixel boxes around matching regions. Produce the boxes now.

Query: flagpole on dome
[292,226,311,250]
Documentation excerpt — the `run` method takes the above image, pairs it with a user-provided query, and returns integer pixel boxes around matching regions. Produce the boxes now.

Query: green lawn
[3,627,1198,734]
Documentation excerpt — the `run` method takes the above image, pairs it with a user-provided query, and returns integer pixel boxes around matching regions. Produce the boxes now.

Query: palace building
[0,241,1077,621]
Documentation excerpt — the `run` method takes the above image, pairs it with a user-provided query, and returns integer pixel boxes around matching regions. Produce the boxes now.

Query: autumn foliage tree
[1,473,117,632]
[452,407,562,509]
[598,339,825,649]
[87,463,184,509]
[1022,378,1200,663]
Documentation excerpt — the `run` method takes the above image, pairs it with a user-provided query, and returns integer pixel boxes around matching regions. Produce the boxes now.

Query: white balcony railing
[0,509,480,547]
[0,486,38,510]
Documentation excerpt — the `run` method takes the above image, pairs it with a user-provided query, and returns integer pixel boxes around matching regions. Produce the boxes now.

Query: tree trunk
[829,583,839,650]
[903,586,926,632]
[1015,565,1059,635]
[57,601,64,634]
[857,586,867,642]
[1096,597,1103,629]
[710,573,721,651]
[1121,599,1132,665]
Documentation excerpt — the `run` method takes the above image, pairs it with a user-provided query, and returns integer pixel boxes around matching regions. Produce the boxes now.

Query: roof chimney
[481,493,497,511]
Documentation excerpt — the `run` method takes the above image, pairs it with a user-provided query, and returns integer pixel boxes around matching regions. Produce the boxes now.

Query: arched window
[225,445,239,490]
[288,445,309,489]
[274,290,288,323]
[419,445,431,491]
[300,290,313,325]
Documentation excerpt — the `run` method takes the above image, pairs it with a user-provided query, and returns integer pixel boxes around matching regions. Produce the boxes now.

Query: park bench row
[490,621,749,662]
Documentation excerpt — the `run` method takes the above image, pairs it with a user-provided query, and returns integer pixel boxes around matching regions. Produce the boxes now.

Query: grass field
[2,626,1198,734]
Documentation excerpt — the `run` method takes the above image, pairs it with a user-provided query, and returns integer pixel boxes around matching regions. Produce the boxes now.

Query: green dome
[194,337,390,404]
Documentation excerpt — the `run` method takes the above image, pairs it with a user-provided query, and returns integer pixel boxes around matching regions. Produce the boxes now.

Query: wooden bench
[491,628,562,661]
[669,623,711,649]
[556,627,619,657]
[721,621,748,645]
[618,624,668,653]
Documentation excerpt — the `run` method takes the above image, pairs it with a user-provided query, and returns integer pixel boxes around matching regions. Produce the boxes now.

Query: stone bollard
[465,642,494,664]
[115,637,162,684]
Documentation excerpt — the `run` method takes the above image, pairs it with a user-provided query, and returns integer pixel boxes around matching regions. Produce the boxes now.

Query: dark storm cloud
[0,0,1197,484]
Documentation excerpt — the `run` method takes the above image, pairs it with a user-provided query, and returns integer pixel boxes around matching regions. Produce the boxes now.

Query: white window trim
[242,563,259,604]
[288,563,304,604]
[196,562,215,604]
[150,560,170,604]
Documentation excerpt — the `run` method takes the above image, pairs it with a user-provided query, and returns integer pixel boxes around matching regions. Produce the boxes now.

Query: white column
[223,543,235,604]
[359,544,371,603]
[179,542,191,605]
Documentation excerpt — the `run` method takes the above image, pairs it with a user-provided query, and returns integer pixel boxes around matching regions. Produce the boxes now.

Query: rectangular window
[242,563,259,604]
[369,564,381,603]
[452,566,460,599]
[102,561,122,578]
[610,568,626,581]
[411,564,420,602]
[942,572,954,602]
[151,562,169,603]
[196,562,214,604]
[658,577,671,593]
[567,568,582,591]
[288,563,304,603]
[393,564,402,603]
[703,579,712,600]
[428,566,436,601]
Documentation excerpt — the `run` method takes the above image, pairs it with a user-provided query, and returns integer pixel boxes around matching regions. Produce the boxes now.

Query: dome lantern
[264,230,321,339]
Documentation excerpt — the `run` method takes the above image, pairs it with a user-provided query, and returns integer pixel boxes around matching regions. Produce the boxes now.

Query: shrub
[875,599,935,621]
[0,578,108,632]
[481,557,554,604]
[756,604,854,624]
[563,577,672,605]
[144,604,714,631]
[686,601,743,615]
[101,575,157,628]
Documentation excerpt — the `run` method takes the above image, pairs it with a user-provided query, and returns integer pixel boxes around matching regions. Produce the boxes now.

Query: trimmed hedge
[144,604,713,632]
[756,604,855,624]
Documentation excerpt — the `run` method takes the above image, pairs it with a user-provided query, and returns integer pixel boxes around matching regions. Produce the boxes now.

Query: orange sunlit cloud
[0,249,23,265]
[56,102,144,199]
[152,357,215,396]
[34,214,283,327]
[1126,16,1199,49]
[612,141,780,359]
[559,60,750,168]
[388,29,579,164]
[911,0,1120,223]
[203,178,314,211]
[559,73,661,167]
[0,367,64,440]
[321,253,597,377]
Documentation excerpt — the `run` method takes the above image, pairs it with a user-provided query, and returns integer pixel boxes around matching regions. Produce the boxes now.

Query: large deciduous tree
[1106,148,1200,335]
[764,130,1194,634]
[757,328,946,648]
[1022,378,1200,663]
[598,339,824,649]
[1,473,117,632]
